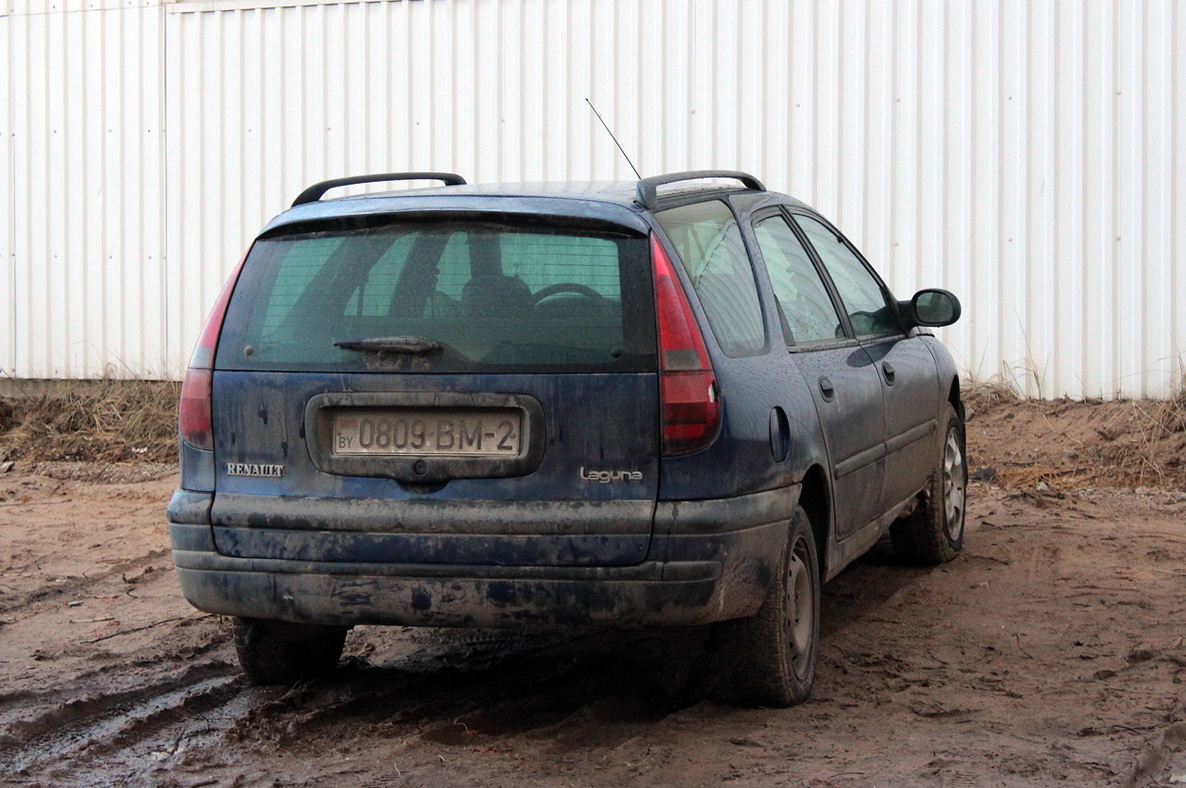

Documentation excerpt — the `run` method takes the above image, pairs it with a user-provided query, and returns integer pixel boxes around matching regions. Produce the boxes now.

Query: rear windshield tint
[216,220,655,373]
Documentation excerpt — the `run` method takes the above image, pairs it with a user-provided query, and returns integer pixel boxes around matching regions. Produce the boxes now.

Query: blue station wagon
[168,171,966,706]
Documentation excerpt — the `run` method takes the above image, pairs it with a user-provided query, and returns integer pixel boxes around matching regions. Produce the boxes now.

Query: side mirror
[900,289,961,328]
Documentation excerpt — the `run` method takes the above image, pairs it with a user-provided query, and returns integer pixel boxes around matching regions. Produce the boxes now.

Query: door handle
[819,376,835,402]
[881,362,896,385]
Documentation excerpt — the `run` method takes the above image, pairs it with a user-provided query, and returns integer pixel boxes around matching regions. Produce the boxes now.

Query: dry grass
[1148,388,1186,436]
[0,379,179,464]
[965,381,1186,491]
[963,379,1025,416]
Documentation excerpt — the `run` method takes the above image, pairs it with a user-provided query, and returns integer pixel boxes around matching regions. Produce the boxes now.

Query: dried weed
[0,379,179,463]
[966,382,1186,491]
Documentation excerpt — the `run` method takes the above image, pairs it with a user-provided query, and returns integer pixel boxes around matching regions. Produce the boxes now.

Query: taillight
[651,234,720,454]
[179,255,246,451]
[179,368,214,450]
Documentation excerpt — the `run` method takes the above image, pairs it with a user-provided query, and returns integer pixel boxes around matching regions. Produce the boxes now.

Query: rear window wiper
[334,336,443,355]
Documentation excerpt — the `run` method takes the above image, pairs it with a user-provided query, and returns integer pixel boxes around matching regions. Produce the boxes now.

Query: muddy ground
[2,399,1186,787]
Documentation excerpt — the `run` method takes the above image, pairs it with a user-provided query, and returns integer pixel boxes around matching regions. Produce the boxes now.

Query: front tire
[891,402,967,565]
[231,618,348,685]
[716,506,820,707]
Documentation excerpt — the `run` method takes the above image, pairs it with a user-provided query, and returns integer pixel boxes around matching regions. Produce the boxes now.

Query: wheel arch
[796,464,831,582]
[947,375,964,423]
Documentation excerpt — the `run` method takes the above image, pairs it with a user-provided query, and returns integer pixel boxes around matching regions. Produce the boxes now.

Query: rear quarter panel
[649,197,829,504]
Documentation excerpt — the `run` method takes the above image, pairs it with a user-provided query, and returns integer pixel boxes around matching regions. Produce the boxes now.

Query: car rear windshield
[215,219,656,373]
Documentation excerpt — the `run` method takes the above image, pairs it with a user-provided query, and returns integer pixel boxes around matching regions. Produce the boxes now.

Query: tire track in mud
[0,660,243,783]
[0,549,171,617]
[3,623,713,787]
[224,626,710,747]
[0,660,233,743]
[8,560,927,786]
[1,575,239,788]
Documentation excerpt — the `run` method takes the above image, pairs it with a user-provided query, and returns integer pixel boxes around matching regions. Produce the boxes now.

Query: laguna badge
[580,466,643,484]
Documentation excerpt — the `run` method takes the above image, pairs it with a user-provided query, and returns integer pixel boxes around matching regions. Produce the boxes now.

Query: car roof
[345,181,643,203]
[259,172,813,236]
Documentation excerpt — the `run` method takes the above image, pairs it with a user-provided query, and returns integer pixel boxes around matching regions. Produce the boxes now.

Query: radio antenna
[586,98,642,180]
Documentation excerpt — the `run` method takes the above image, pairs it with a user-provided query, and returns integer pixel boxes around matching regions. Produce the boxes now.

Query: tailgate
[205,209,659,567]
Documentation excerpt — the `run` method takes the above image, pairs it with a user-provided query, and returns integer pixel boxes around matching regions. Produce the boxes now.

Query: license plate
[331,408,522,457]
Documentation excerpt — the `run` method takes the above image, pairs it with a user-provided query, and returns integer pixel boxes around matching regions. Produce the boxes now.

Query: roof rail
[292,172,467,207]
[634,170,765,210]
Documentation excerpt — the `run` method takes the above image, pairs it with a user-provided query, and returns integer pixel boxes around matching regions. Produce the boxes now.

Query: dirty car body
[168,171,966,705]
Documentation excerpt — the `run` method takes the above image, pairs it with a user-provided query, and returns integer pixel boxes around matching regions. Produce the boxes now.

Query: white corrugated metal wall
[2,0,1183,397]
[2,0,166,379]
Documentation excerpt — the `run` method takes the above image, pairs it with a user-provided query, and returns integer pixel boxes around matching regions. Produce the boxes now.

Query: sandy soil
[2,401,1185,787]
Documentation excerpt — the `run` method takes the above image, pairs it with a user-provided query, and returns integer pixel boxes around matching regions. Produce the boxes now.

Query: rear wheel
[716,506,820,707]
[231,618,348,685]
[891,403,967,565]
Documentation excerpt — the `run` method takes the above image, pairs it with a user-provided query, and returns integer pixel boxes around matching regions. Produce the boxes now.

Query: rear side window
[794,215,898,338]
[216,220,655,373]
[654,201,766,356]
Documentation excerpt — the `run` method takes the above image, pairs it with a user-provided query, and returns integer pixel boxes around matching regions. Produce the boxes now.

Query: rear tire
[716,506,820,707]
[231,618,348,685]
[891,403,967,565]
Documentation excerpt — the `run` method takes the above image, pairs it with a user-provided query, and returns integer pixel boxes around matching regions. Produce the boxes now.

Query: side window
[795,215,898,337]
[753,216,845,344]
[654,200,766,356]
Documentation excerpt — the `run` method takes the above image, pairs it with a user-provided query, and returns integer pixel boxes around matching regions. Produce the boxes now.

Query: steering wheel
[530,282,605,304]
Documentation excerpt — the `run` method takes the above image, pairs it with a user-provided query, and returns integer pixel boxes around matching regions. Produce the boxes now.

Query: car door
[792,214,941,515]
[750,210,887,541]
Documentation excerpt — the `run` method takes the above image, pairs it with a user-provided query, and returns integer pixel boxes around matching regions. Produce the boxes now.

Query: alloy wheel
[942,427,966,540]
[786,537,816,680]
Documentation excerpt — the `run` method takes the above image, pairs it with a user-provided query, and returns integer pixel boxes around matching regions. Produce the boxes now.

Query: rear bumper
[167,486,796,628]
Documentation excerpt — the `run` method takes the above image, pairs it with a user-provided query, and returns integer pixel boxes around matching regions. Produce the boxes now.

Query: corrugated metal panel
[11,0,157,14]
[10,0,157,14]
[163,0,1186,397]
[1,14,14,376]
[4,0,1186,396]
[6,3,166,378]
